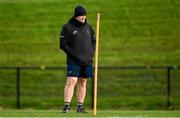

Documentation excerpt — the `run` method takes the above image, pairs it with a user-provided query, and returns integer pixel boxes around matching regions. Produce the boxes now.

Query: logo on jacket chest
[73,30,78,35]
[72,30,90,35]
[86,30,90,34]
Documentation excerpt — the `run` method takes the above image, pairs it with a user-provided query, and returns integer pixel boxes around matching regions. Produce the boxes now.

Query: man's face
[75,15,86,23]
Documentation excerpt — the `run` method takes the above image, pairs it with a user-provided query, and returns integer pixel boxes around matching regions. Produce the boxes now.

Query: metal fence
[0,66,179,109]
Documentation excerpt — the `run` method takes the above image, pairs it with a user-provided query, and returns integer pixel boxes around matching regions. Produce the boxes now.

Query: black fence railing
[0,66,179,109]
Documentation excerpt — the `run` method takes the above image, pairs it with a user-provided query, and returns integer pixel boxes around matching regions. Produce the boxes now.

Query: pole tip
[97,13,100,20]
[97,13,100,16]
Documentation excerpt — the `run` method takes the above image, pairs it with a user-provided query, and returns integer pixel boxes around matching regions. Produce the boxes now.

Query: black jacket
[60,17,96,65]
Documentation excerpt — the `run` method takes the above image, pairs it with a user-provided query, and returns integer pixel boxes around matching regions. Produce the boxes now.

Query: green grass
[1,67,180,109]
[0,0,179,66]
[0,110,180,117]
[0,0,180,110]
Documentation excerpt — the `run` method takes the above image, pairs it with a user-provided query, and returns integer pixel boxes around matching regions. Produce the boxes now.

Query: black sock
[64,102,70,107]
[77,102,83,107]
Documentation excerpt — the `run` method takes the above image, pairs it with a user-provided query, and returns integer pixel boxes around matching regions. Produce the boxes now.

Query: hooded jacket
[60,17,96,65]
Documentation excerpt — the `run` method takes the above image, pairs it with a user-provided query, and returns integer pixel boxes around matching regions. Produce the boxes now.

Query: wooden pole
[94,13,100,116]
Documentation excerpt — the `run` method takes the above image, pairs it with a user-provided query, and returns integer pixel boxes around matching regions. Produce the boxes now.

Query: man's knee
[78,78,87,87]
[66,77,78,87]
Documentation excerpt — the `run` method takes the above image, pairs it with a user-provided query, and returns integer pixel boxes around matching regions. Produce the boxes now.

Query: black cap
[74,5,86,17]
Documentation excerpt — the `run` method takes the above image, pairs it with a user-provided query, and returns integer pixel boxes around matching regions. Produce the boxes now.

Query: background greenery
[1,110,180,117]
[0,0,179,110]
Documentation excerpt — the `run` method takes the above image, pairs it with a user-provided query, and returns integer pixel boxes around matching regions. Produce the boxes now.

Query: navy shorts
[66,65,93,78]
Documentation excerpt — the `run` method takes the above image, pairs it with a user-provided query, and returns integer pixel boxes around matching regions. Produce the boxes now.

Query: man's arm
[60,26,73,55]
[90,26,96,51]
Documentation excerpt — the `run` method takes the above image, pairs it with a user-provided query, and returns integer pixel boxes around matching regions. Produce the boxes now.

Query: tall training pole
[94,13,100,116]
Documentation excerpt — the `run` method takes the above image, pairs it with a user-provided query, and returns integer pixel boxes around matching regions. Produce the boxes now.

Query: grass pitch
[0,110,180,117]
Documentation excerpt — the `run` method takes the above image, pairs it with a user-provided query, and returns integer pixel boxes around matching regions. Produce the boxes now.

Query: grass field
[0,110,180,117]
[0,0,180,110]
[0,0,179,66]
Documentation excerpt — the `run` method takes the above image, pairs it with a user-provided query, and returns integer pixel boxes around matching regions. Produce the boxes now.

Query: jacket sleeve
[90,26,96,51]
[60,25,74,55]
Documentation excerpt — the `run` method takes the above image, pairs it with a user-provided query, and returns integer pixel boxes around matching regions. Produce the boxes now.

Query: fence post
[167,67,172,110]
[16,67,20,109]
[91,75,94,109]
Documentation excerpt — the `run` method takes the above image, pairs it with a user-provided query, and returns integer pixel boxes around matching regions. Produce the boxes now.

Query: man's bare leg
[63,77,78,113]
[76,78,87,112]
[77,78,87,103]
[64,77,78,102]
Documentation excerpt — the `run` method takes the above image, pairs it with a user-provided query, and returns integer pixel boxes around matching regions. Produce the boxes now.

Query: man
[60,5,96,113]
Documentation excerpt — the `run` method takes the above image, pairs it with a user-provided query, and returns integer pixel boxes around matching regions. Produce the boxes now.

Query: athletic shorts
[66,65,93,78]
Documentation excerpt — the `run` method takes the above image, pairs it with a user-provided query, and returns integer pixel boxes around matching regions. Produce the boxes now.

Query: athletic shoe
[62,105,70,113]
[76,105,87,113]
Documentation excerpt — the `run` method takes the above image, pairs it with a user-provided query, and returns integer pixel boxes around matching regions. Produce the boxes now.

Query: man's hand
[75,56,89,65]
[68,54,89,65]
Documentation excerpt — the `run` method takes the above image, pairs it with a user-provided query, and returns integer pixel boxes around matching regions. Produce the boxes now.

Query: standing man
[60,5,96,113]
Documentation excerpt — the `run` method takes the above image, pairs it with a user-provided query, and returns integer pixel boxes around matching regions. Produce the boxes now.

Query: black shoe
[76,106,87,113]
[62,105,70,113]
